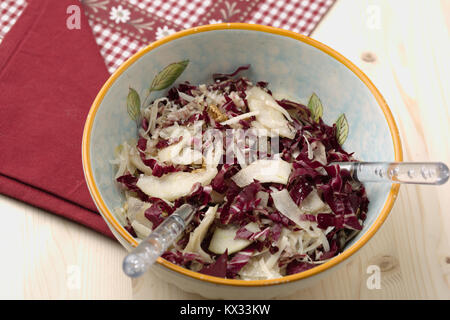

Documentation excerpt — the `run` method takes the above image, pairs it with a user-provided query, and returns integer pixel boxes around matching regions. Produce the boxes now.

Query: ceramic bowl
[82,23,402,299]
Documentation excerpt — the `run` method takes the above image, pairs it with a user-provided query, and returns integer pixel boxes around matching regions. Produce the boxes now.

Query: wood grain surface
[0,0,448,299]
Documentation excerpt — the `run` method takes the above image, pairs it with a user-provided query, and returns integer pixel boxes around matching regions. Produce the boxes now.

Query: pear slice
[208,223,260,255]
[136,167,217,202]
[231,159,292,187]
[183,205,218,263]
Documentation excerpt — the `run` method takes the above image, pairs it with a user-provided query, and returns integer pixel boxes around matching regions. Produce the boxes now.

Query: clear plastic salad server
[336,162,449,185]
[122,204,196,278]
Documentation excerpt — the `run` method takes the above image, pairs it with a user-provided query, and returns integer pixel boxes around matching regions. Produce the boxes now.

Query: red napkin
[0,0,114,238]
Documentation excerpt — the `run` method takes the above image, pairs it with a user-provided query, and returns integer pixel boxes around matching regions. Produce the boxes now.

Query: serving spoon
[122,161,448,278]
[123,204,196,278]
[335,161,449,185]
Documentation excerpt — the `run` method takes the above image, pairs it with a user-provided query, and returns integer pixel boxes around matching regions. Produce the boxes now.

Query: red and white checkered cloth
[0,0,335,74]
[0,0,27,40]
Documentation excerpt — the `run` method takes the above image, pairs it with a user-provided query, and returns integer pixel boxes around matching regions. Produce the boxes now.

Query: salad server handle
[122,204,195,278]
[336,162,449,185]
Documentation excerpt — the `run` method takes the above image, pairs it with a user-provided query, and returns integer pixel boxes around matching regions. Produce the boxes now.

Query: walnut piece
[207,104,228,122]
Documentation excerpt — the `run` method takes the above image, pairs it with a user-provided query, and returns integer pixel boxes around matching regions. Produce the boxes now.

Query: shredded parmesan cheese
[220,111,260,126]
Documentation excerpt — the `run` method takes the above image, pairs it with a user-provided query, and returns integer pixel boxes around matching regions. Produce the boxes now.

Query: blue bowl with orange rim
[82,23,402,299]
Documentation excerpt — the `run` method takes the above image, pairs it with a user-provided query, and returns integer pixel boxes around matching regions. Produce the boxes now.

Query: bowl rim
[82,23,403,287]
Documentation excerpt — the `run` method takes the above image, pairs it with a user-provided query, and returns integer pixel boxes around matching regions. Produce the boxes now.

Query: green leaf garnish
[307,93,323,123]
[335,113,349,145]
[127,87,141,122]
[149,60,189,92]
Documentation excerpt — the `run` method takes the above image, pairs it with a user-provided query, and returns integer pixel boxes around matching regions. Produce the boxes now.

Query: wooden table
[1,0,448,299]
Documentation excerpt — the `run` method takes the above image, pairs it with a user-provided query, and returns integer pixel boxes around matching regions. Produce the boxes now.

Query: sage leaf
[335,113,349,145]
[149,60,189,92]
[127,87,141,122]
[307,93,323,123]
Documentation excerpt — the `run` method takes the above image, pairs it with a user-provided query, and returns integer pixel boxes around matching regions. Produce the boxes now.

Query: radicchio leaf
[226,247,255,278]
[144,198,174,230]
[116,174,149,202]
[198,250,228,278]
[286,261,315,275]
[161,250,203,267]
[212,64,250,82]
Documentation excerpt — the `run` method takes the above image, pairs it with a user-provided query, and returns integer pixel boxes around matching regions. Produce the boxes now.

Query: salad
[112,63,369,280]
